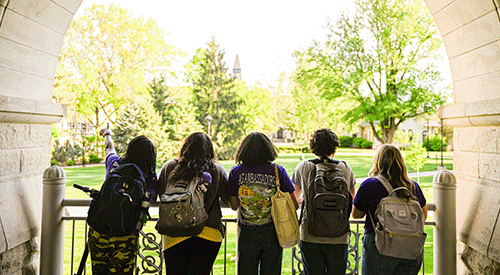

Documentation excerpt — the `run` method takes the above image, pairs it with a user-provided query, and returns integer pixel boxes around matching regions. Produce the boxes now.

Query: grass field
[62,148,452,274]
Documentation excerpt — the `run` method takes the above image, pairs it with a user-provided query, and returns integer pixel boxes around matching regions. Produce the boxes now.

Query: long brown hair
[369,144,415,194]
[169,132,215,182]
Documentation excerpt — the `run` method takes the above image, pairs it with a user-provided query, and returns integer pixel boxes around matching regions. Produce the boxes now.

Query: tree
[54,4,183,131]
[234,81,276,134]
[113,99,174,163]
[148,76,203,161]
[289,56,356,143]
[405,140,427,184]
[295,0,446,144]
[186,36,247,159]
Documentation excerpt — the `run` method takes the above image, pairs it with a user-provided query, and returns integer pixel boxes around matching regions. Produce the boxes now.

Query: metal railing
[61,201,436,275]
[41,165,455,275]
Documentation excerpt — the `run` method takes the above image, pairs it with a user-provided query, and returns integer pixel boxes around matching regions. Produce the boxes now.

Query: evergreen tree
[113,99,171,162]
[186,36,247,159]
[148,76,203,161]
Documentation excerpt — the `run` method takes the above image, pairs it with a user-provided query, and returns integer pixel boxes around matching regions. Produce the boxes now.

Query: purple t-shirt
[227,163,295,227]
[105,153,158,195]
[353,177,426,234]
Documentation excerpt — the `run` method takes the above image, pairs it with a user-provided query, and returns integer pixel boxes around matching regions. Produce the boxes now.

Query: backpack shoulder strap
[273,163,280,190]
[308,157,340,165]
[375,175,393,194]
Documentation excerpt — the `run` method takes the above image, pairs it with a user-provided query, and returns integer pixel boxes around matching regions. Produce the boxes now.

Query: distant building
[232,54,242,80]
[55,115,96,145]
[357,118,441,147]
[270,127,295,143]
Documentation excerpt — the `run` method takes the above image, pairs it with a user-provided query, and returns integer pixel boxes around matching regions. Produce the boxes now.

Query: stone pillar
[433,169,457,275]
[40,165,66,275]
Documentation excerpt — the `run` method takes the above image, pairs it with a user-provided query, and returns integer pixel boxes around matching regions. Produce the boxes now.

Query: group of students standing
[88,128,427,275]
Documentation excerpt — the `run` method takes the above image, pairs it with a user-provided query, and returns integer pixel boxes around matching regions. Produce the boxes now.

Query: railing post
[40,165,66,275]
[433,169,457,275]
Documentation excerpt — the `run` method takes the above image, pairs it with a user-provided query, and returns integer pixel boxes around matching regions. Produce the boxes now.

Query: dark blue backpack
[87,163,147,236]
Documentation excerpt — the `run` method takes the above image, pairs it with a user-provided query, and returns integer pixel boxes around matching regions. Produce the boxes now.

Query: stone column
[40,166,66,275]
[433,169,457,275]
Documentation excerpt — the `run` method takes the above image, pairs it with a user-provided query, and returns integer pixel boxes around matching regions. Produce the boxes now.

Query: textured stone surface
[454,151,479,178]
[456,127,498,153]
[0,239,39,274]
[454,70,500,104]
[0,150,21,177]
[29,125,51,148]
[424,0,454,14]
[0,37,59,80]
[449,41,500,82]
[20,148,50,174]
[8,0,75,35]
[2,7,64,56]
[0,124,31,149]
[433,0,494,36]
[0,175,42,253]
[443,10,500,60]
[460,244,500,274]
[479,153,500,182]
[457,178,500,255]
[0,67,55,102]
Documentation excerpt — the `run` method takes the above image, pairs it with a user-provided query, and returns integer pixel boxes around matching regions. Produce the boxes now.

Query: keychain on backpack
[135,195,151,231]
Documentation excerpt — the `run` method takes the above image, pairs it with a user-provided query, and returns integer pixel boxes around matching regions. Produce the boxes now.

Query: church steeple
[232,54,242,80]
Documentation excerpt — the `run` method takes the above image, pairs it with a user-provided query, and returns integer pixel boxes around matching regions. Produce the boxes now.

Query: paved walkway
[355,169,453,184]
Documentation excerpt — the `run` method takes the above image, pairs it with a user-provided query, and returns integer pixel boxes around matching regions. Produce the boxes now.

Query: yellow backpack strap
[274,163,280,190]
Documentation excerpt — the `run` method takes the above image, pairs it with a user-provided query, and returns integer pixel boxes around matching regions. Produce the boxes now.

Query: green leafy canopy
[294,0,448,144]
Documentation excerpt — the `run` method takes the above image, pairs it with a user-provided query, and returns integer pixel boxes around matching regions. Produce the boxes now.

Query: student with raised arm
[87,129,157,274]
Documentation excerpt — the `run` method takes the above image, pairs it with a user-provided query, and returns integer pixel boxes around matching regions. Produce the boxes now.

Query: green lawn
[62,148,449,274]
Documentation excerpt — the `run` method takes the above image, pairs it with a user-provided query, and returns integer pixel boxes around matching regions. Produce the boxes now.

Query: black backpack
[87,163,148,236]
[301,158,352,237]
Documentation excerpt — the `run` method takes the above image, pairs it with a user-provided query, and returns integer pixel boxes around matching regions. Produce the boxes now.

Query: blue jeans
[362,232,423,275]
[299,240,348,275]
[237,224,283,275]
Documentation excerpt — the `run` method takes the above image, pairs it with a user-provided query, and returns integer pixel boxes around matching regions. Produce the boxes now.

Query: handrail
[62,203,436,275]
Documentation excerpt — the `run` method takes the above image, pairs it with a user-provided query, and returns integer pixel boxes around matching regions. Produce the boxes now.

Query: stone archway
[0,0,499,273]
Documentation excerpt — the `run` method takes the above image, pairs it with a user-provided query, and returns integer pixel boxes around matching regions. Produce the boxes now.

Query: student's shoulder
[213,162,229,174]
[295,159,315,171]
[227,163,243,173]
[359,177,382,189]
[106,153,120,169]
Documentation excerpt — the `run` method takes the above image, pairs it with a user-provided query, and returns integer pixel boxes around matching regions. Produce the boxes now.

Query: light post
[427,120,430,158]
[423,129,428,158]
[204,115,213,137]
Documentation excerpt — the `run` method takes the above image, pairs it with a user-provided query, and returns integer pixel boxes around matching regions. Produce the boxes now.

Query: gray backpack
[156,175,208,237]
[368,176,427,260]
[301,158,351,237]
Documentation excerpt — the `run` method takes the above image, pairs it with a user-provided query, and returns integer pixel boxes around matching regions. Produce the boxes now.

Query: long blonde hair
[369,144,415,194]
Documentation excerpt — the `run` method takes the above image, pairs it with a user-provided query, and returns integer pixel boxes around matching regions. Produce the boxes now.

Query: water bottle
[135,198,150,230]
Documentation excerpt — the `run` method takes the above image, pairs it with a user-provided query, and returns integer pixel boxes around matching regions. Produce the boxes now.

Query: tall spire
[232,54,242,80]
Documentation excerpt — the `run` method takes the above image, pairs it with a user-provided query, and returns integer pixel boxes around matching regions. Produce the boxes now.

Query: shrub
[51,159,60,166]
[88,154,103,164]
[66,160,76,166]
[353,137,367,148]
[424,135,448,151]
[275,145,310,154]
[361,140,373,149]
[339,136,353,148]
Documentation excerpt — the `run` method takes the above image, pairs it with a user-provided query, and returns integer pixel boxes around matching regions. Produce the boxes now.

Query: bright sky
[77,0,452,87]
